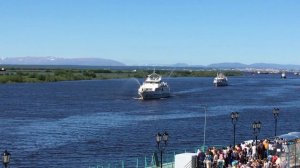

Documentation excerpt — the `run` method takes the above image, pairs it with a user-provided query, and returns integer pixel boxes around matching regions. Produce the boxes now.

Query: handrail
[89,145,229,168]
[184,160,192,168]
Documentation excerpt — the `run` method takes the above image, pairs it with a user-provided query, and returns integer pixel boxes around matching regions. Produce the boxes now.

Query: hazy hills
[1,57,300,70]
[207,63,300,70]
[142,62,300,70]
[0,56,125,66]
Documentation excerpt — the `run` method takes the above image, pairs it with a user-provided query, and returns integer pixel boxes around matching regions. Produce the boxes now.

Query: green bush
[29,73,38,78]
[37,74,46,81]
[92,69,112,73]
[83,71,96,78]
[10,75,24,83]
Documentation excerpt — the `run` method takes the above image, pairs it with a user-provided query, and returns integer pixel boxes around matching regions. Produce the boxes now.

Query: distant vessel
[138,71,170,100]
[213,73,228,86]
[257,71,269,74]
[281,72,286,79]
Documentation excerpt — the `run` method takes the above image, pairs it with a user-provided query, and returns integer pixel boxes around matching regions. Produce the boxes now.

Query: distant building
[0,68,6,75]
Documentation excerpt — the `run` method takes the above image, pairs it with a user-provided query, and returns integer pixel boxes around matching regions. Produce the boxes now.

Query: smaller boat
[213,73,228,87]
[138,71,170,100]
[281,72,286,79]
[257,71,269,74]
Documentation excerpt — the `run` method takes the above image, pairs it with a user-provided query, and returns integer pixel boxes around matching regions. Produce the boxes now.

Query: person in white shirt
[251,145,256,158]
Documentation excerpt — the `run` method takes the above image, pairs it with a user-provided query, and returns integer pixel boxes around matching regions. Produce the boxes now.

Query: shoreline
[0,67,243,84]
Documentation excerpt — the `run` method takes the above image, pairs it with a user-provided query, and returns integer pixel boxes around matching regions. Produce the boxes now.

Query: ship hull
[213,79,228,87]
[214,82,228,87]
[139,91,170,100]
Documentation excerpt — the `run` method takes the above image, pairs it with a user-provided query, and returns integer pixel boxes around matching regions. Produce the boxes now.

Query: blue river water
[0,73,300,167]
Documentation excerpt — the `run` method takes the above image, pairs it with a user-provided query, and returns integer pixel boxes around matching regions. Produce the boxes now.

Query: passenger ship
[138,72,170,100]
[213,73,228,87]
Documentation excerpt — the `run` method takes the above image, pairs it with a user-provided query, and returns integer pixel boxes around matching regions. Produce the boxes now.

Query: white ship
[138,72,170,100]
[281,72,286,79]
[213,73,228,87]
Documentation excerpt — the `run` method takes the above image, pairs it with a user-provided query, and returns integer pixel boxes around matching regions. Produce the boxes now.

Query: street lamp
[273,108,280,136]
[202,105,207,151]
[156,131,168,168]
[231,112,239,148]
[252,121,261,157]
[2,150,10,168]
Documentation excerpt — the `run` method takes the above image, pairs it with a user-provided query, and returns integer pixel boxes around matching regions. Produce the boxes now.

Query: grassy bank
[0,68,243,84]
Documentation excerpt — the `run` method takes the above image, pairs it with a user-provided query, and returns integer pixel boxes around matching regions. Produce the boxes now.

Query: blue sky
[0,0,299,65]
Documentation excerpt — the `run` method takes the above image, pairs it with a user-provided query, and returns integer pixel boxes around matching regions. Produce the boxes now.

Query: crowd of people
[196,138,292,168]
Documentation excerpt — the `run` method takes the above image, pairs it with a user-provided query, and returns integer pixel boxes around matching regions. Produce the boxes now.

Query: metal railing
[278,139,300,168]
[88,145,227,168]
[89,138,300,168]
[88,152,176,168]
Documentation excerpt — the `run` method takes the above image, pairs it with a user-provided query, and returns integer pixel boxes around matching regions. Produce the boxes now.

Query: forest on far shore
[0,67,243,84]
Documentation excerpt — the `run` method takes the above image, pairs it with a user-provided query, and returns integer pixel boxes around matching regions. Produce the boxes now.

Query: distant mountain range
[0,56,125,66]
[1,57,300,70]
[206,62,300,70]
[163,62,300,70]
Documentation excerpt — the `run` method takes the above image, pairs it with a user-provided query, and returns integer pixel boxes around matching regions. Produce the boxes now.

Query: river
[0,73,299,167]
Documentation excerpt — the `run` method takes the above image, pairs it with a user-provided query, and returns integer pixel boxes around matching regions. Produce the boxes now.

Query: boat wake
[133,96,170,100]
[174,88,210,95]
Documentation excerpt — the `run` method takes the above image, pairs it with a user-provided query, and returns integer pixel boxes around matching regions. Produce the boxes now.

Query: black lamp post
[272,108,279,136]
[252,121,261,157]
[231,112,239,148]
[156,131,168,168]
[2,150,10,168]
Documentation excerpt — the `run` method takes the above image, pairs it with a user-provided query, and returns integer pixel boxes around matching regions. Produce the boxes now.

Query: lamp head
[252,121,257,129]
[231,112,235,119]
[2,150,10,165]
[273,108,279,117]
[156,133,162,144]
[162,131,169,144]
[257,121,261,130]
[235,112,239,119]
[231,112,239,122]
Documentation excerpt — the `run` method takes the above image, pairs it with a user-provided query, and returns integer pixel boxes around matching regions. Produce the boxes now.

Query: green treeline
[0,68,243,84]
[129,70,242,78]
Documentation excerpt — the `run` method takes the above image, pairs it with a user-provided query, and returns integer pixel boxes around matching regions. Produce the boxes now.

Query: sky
[0,0,299,66]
